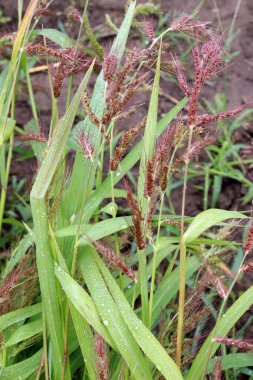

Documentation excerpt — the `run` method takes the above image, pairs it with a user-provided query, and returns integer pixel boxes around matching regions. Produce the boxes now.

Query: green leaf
[93,249,184,380]
[183,209,247,244]
[187,285,253,379]
[54,262,116,350]
[56,216,132,239]
[0,349,42,380]
[5,319,42,347]
[32,28,75,48]
[207,353,253,374]
[0,304,42,333]
[0,116,15,143]
[79,247,153,380]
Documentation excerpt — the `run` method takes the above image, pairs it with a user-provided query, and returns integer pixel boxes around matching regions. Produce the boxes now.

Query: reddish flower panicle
[93,240,136,282]
[169,15,209,38]
[78,131,94,161]
[242,261,253,273]
[206,265,227,298]
[144,159,155,198]
[142,18,155,41]
[133,216,146,250]
[243,225,253,255]
[110,117,146,171]
[196,104,247,127]
[103,53,118,82]
[214,336,253,351]
[94,333,109,380]
[213,360,222,380]
[68,7,82,23]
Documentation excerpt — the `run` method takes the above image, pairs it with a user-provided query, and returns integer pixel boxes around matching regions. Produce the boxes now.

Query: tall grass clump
[0,1,253,379]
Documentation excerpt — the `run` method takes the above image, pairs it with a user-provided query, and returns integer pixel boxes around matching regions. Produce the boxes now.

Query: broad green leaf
[79,247,153,380]
[187,285,253,379]
[54,262,116,350]
[32,28,75,48]
[0,304,42,332]
[93,249,184,380]
[0,349,42,380]
[48,228,98,380]
[207,353,253,374]
[5,319,42,347]
[183,209,247,244]
[56,216,132,239]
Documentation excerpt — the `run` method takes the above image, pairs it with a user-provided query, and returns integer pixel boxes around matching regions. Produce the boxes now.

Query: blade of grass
[79,246,154,380]
[92,248,184,380]
[30,63,94,378]
[0,304,42,333]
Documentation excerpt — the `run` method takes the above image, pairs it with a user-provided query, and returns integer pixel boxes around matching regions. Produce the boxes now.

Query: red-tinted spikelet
[242,261,253,273]
[68,7,82,22]
[213,360,222,380]
[103,53,118,82]
[169,15,209,38]
[94,333,109,380]
[243,225,253,255]
[78,131,94,161]
[214,336,253,351]
[93,240,136,282]
[144,159,155,198]
[142,18,154,41]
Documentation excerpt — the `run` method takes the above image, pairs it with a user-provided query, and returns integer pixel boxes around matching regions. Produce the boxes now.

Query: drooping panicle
[110,117,147,171]
[94,333,109,380]
[213,337,253,351]
[124,179,143,221]
[133,216,146,250]
[93,240,136,282]
[78,131,94,161]
[103,53,118,82]
[243,224,253,255]
[144,159,155,198]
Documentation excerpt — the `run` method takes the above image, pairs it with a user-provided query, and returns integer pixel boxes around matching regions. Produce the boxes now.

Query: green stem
[149,193,164,328]
[42,306,49,380]
[176,124,194,368]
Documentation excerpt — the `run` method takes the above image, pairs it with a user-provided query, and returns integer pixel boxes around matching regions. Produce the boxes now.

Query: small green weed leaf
[100,202,118,216]
[32,28,75,48]
[5,319,42,347]
[207,353,253,374]
[184,209,247,244]
[0,116,15,143]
